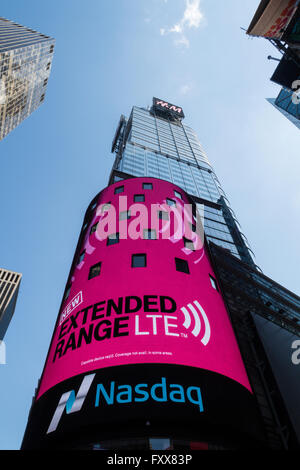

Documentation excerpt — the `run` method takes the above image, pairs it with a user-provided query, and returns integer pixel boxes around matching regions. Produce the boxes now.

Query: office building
[0,16,55,140]
[21,98,300,450]
[0,268,22,340]
[110,98,255,266]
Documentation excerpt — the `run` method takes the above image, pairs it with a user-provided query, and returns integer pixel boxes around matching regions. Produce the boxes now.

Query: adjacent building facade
[0,17,55,140]
[0,268,21,340]
[22,98,300,450]
[247,0,300,128]
[267,94,300,129]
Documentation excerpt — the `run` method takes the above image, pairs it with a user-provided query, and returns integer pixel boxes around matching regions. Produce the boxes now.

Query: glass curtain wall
[113,105,255,265]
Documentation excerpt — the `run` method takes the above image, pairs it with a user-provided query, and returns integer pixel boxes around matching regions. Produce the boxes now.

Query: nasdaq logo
[95,377,204,411]
[47,373,95,433]
[47,375,204,433]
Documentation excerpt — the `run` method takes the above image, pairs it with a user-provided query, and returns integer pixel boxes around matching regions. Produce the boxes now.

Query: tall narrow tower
[110,98,255,267]
[21,98,300,450]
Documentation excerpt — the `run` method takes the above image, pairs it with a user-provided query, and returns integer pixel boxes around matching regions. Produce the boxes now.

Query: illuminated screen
[37,178,251,399]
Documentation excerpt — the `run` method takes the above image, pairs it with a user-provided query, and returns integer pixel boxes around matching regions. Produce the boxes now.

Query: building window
[114,175,124,183]
[166,198,176,207]
[132,254,147,268]
[90,222,98,235]
[107,233,119,246]
[143,229,157,240]
[114,185,124,194]
[183,237,195,251]
[158,210,169,220]
[175,258,190,274]
[143,183,153,190]
[40,94,45,102]
[50,45,54,53]
[174,190,182,199]
[64,285,71,301]
[88,262,101,280]
[209,274,218,291]
[78,250,85,264]
[90,201,97,211]
[134,194,145,202]
[43,78,48,87]
[46,62,51,70]
[120,210,131,220]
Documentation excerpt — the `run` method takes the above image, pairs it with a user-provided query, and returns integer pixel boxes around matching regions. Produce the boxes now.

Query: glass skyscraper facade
[267,92,300,130]
[21,97,300,450]
[0,17,55,140]
[108,98,300,449]
[111,99,255,266]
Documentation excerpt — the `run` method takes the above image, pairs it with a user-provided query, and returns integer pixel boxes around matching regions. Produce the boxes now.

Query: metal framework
[269,37,300,68]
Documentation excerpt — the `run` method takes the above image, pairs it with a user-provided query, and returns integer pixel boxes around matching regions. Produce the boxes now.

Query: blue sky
[0,0,299,450]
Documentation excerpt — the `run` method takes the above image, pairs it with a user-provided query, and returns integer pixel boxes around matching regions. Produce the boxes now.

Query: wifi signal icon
[180,300,211,346]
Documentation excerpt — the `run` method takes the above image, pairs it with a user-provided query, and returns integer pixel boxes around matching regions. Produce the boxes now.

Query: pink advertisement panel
[37,178,251,399]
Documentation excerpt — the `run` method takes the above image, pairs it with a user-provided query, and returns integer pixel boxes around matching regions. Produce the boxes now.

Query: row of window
[206,236,240,258]
[123,141,210,175]
[84,192,189,238]
[115,181,152,193]
[68,256,218,294]
[88,211,197,239]
[78,230,196,265]
[67,254,216,301]
[114,182,183,202]
[132,108,198,140]
[87,255,193,279]
[132,121,200,154]
[119,147,219,202]
[132,111,209,163]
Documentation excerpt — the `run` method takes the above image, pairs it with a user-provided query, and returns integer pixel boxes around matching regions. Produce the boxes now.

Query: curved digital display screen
[37,178,251,399]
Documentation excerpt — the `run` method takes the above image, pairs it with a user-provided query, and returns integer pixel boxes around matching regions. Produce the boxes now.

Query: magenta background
[37,178,252,399]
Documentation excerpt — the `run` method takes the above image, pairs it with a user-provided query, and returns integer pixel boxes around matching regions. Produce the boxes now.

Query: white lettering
[135,315,149,335]
[164,315,179,336]
[291,340,300,365]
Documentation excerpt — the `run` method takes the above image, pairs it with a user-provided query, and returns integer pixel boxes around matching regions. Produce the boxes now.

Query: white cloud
[170,23,183,34]
[160,0,205,47]
[182,0,204,28]
[180,84,191,95]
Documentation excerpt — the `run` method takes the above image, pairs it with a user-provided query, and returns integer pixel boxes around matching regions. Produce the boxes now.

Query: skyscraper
[0,17,55,140]
[110,98,255,267]
[0,268,22,341]
[21,98,300,450]
[110,100,300,450]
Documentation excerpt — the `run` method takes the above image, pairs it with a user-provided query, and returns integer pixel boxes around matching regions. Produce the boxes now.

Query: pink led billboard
[37,178,251,400]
